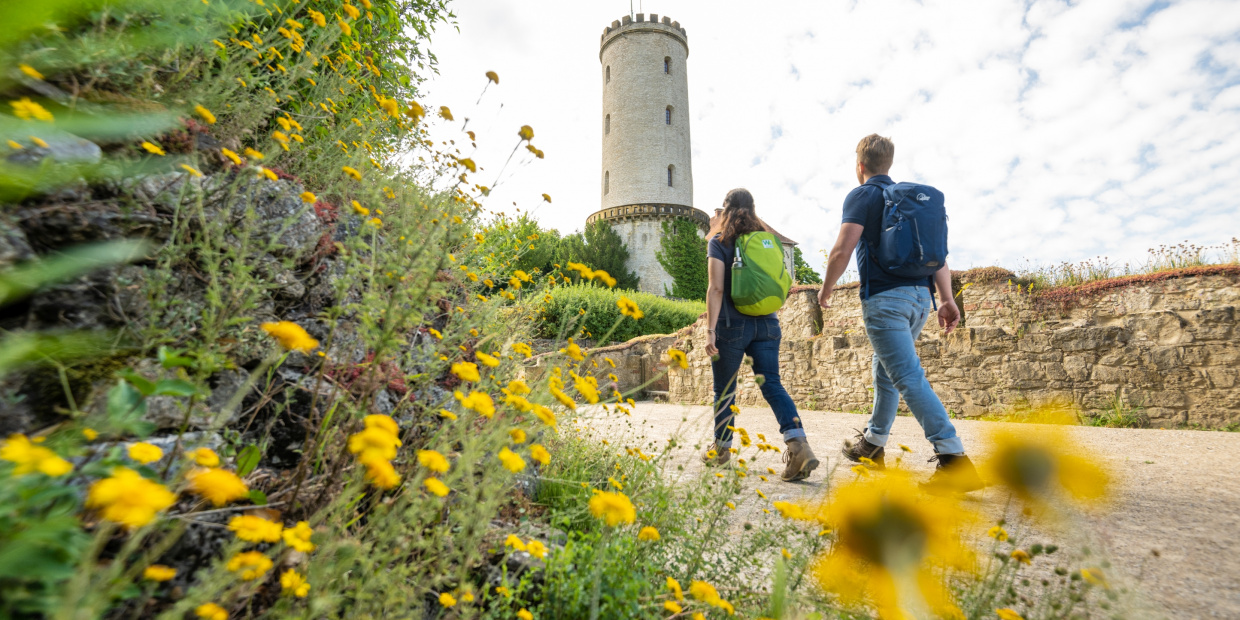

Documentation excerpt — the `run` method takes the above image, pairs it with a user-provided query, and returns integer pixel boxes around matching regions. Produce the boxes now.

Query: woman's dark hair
[719,188,763,245]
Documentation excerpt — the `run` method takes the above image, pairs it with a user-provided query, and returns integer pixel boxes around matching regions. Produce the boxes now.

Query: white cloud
[420,0,1240,276]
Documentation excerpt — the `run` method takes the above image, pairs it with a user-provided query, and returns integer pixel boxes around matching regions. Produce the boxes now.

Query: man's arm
[818,223,864,308]
[933,264,960,335]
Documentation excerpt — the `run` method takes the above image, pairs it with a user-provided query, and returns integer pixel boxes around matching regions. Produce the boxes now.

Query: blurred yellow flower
[505,533,526,551]
[562,341,585,361]
[438,592,457,608]
[1,434,73,476]
[227,551,273,581]
[142,141,166,156]
[342,165,361,180]
[187,467,248,506]
[87,468,177,529]
[987,525,1008,541]
[143,565,176,582]
[509,428,527,444]
[486,70,499,84]
[195,603,228,620]
[342,3,360,19]
[220,148,241,165]
[995,609,1024,620]
[348,426,401,461]
[588,491,635,526]
[245,147,265,160]
[261,321,319,352]
[664,601,683,613]
[280,569,310,597]
[11,98,53,121]
[417,449,450,473]
[364,414,398,436]
[283,521,316,552]
[300,191,317,204]
[128,442,163,464]
[362,455,400,489]
[593,269,617,288]
[228,514,283,543]
[180,164,203,178]
[308,9,326,26]
[617,297,644,319]
[542,193,551,203]
[667,576,684,600]
[550,387,576,410]
[476,351,500,367]
[530,444,550,466]
[532,405,557,427]
[1010,549,1031,565]
[451,361,480,382]
[498,447,526,473]
[688,581,734,615]
[516,609,533,620]
[667,348,688,369]
[423,477,450,497]
[981,418,1109,509]
[82,428,98,441]
[19,64,43,80]
[194,105,216,124]
[638,526,660,541]
[518,125,534,141]
[439,106,454,121]
[456,390,495,417]
[526,539,548,558]
[260,167,278,181]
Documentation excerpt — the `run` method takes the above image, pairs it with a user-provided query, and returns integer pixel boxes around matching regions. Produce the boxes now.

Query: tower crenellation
[592,15,708,297]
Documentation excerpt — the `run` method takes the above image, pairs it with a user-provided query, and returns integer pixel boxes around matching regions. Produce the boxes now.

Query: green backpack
[730,231,792,316]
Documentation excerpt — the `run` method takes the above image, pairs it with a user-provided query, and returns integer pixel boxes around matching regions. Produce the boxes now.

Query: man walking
[818,134,982,492]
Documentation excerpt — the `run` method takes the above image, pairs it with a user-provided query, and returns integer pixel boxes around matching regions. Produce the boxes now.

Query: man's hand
[818,285,834,309]
[704,330,718,356]
[938,299,960,335]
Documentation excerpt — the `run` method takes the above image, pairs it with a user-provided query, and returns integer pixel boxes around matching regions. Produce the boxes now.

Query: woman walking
[702,188,819,482]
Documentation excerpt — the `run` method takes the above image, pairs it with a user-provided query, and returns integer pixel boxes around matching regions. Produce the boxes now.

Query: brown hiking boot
[700,443,730,467]
[920,453,985,494]
[841,430,886,470]
[781,438,819,482]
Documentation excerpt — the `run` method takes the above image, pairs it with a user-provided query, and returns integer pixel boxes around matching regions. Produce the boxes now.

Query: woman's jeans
[861,286,965,455]
[711,317,805,448]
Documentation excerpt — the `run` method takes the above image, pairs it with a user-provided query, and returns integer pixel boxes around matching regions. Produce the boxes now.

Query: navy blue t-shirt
[841,175,935,300]
[707,235,776,323]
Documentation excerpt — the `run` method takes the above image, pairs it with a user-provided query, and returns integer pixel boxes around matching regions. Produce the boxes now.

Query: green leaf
[152,379,198,397]
[0,330,115,378]
[248,489,268,505]
[116,370,156,396]
[157,346,194,369]
[0,240,151,306]
[235,445,261,477]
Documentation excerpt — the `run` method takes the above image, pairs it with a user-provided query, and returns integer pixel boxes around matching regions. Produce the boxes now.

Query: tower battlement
[600,14,687,57]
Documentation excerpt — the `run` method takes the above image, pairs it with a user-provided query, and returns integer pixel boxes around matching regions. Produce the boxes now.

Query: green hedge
[537,285,704,343]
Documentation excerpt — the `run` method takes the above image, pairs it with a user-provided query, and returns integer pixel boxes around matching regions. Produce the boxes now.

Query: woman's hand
[704,330,718,356]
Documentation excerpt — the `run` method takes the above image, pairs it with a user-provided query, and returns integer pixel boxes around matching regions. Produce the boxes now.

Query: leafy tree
[793,246,822,284]
[554,220,639,290]
[468,213,560,276]
[655,218,708,300]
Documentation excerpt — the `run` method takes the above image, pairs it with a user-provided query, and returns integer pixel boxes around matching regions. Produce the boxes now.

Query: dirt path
[592,403,1240,619]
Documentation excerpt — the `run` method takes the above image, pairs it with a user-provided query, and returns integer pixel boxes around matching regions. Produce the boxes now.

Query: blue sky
[420,0,1240,275]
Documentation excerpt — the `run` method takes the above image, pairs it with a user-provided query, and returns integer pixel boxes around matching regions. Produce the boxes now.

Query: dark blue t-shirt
[707,235,776,324]
[841,175,935,300]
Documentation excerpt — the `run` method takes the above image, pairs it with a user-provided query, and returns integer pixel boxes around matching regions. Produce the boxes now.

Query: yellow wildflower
[517,610,533,620]
[194,105,216,124]
[300,191,316,204]
[518,125,534,141]
[351,200,369,216]
[486,70,499,84]
[11,98,53,121]
[451,361,480,382]
[282,521,316,552]
[220,148,242,165]
[1010,549,1032,565]
[617,297,644,319]
[187,467,248,506]
[438,592,457,608]
[86,468,177,529]
[195,603,228,620]
[526,539,548,558]
[82,428,98,441]
[245,147,265,160]
[227,551,273,581]
[260,321,319,352]
[417,449,450,473]
[476,351,500,367]
[667,577,684,600]
[987,525,1008,541]
[530,444,550,466]
[439,106,453,121]
[308,9,326,26]
[228,514,283,543]
[505,534,526,551]
[995,609,1024,620]
[128,442,163,464]
[1,434,73,476]
[562,341,585,361]
[280,569,310,597]
[342,3,360,19]
[423,477,450,497]
[664,601,683,613]
[532,405,557,427]
[348,426,401,462]
[666,348,688,369]
[638,526,660,541]
[18,64,43,80]
[342,165,361,180]
[498,447,526,473]
[588,491,635,527]
[260,167,278,181]
[142,141,166,156]
[688,581,734,615]
[180,164,203,178]
[542,193,551,203]
[361,455,400,489]
[143,565,176,582]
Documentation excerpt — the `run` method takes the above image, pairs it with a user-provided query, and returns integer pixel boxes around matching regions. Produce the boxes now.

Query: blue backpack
[875,181,948,280]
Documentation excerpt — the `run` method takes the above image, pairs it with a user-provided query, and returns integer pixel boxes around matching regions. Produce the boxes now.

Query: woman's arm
[705,257,726,356]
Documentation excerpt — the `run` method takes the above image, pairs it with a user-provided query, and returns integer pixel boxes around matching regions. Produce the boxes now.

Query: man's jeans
[861,286,965,455]
[711,317,805,448]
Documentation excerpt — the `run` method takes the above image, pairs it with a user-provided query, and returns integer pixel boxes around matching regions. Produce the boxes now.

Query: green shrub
[536,285,703,343]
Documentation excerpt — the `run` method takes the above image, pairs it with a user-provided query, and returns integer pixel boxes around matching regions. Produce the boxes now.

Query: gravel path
[593,402,1240,619]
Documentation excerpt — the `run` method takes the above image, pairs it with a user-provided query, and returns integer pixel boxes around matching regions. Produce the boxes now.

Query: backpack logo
[762,239,773,249]
[916,193,930,201]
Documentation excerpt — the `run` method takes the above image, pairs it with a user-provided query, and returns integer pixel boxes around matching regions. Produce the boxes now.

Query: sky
[418,0,1240,276]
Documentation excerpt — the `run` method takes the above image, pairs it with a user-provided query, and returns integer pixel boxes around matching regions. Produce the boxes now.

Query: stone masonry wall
[637,270,1240,428]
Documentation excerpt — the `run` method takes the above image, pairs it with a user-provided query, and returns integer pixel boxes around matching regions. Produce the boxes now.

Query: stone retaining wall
[600,270,1240,428]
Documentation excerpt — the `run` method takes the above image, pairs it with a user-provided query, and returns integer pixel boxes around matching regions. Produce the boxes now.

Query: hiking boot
[840,430,886,470]
[781,438,820,482]
[700,443,730,467]
[920,453,985,494]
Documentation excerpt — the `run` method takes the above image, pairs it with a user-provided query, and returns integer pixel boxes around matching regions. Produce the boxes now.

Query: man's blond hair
[856,134,894,174]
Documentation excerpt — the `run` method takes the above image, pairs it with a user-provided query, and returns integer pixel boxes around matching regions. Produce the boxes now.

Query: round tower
[588,14,709,297]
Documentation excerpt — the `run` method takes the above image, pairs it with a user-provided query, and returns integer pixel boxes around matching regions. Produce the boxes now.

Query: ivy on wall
[656,217,708,300]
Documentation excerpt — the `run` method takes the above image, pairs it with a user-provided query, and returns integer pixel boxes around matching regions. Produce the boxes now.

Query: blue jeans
[711,317,805,448]
[861,286,965,455]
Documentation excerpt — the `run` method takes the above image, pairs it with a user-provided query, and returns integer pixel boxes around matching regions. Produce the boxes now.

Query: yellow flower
[616,297,644,319]
[782,547,793,559]
[245,147,265,160]
[338,19,352,35]
[82,428,98,441]
[459,590,475,603]
[542,193,551,203]
[517,609,533,620]
[666,348,688,369]
[228,514,283,543]
[505,533,526,551]
[562,341,585,361]
[664,601,683,613]
[428,328,443,340]
[220,148,241,165]
[439,409,457,420]
[30,136,48,148]
[342,3,360,19]
[308,9,326,26]
[1010,549,1032,565]
[342,165,361,180]
[593,269,617,288]
[456,391,495,417]
[416,449,450,474]
[280,569,310,597]
[194,105,216,124]
[987,525,1008,541]
[362,455,400,489]
[486,70,499,84]
[142,141,166,156]
[283,521,316,552]
[532,405,557,427]
[667,577,684,600]
[348,426,401,462]
[227,551,273,581]
[439,106,454,121]
[1,434,73,476]
[349,200,369,216]
[260,321,319,352]
[7,140,21,150]
[19,64,43,80]
[638,526,660,541]
[772,501,810,521]
[981,416,1110,509]
[588,491,635,527]
[509,428,527,444]
[128,442,163,464]
[423,477,450,497]
[525,539,548,558]
[87,468,177,529]
[530,444,550,466]
[451,361,480,382]
[476,351,500,367]
[11,98,53,121]
[363,414,398,436]
[550,387,576,410]
[180,164,203,178]
[187,467,249,506]
[498,447,526,473]
[195,603,228,620]
[995,609,1024,620]
[438,592,457,608]
[688,581,734,614]
[143,565,177,582]
[259,167,278,181]
[518,125,534,141]
[300,191,317,204]
[506,379,531,395]
[496,586,511,597]
[1080,568,1107,587]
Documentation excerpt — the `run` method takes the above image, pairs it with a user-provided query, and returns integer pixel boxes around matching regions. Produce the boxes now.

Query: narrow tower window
[667,165,674,187]
[664,57,671,74]
[605,114,611,134]
[604,171,609,195]
[606,66,610,83]
[665,106,672,125]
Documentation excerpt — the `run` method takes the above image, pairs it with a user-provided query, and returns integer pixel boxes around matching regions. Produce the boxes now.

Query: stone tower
[588,13,709,297]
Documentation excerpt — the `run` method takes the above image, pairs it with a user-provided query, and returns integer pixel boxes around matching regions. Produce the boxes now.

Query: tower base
[586,204,710,297]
